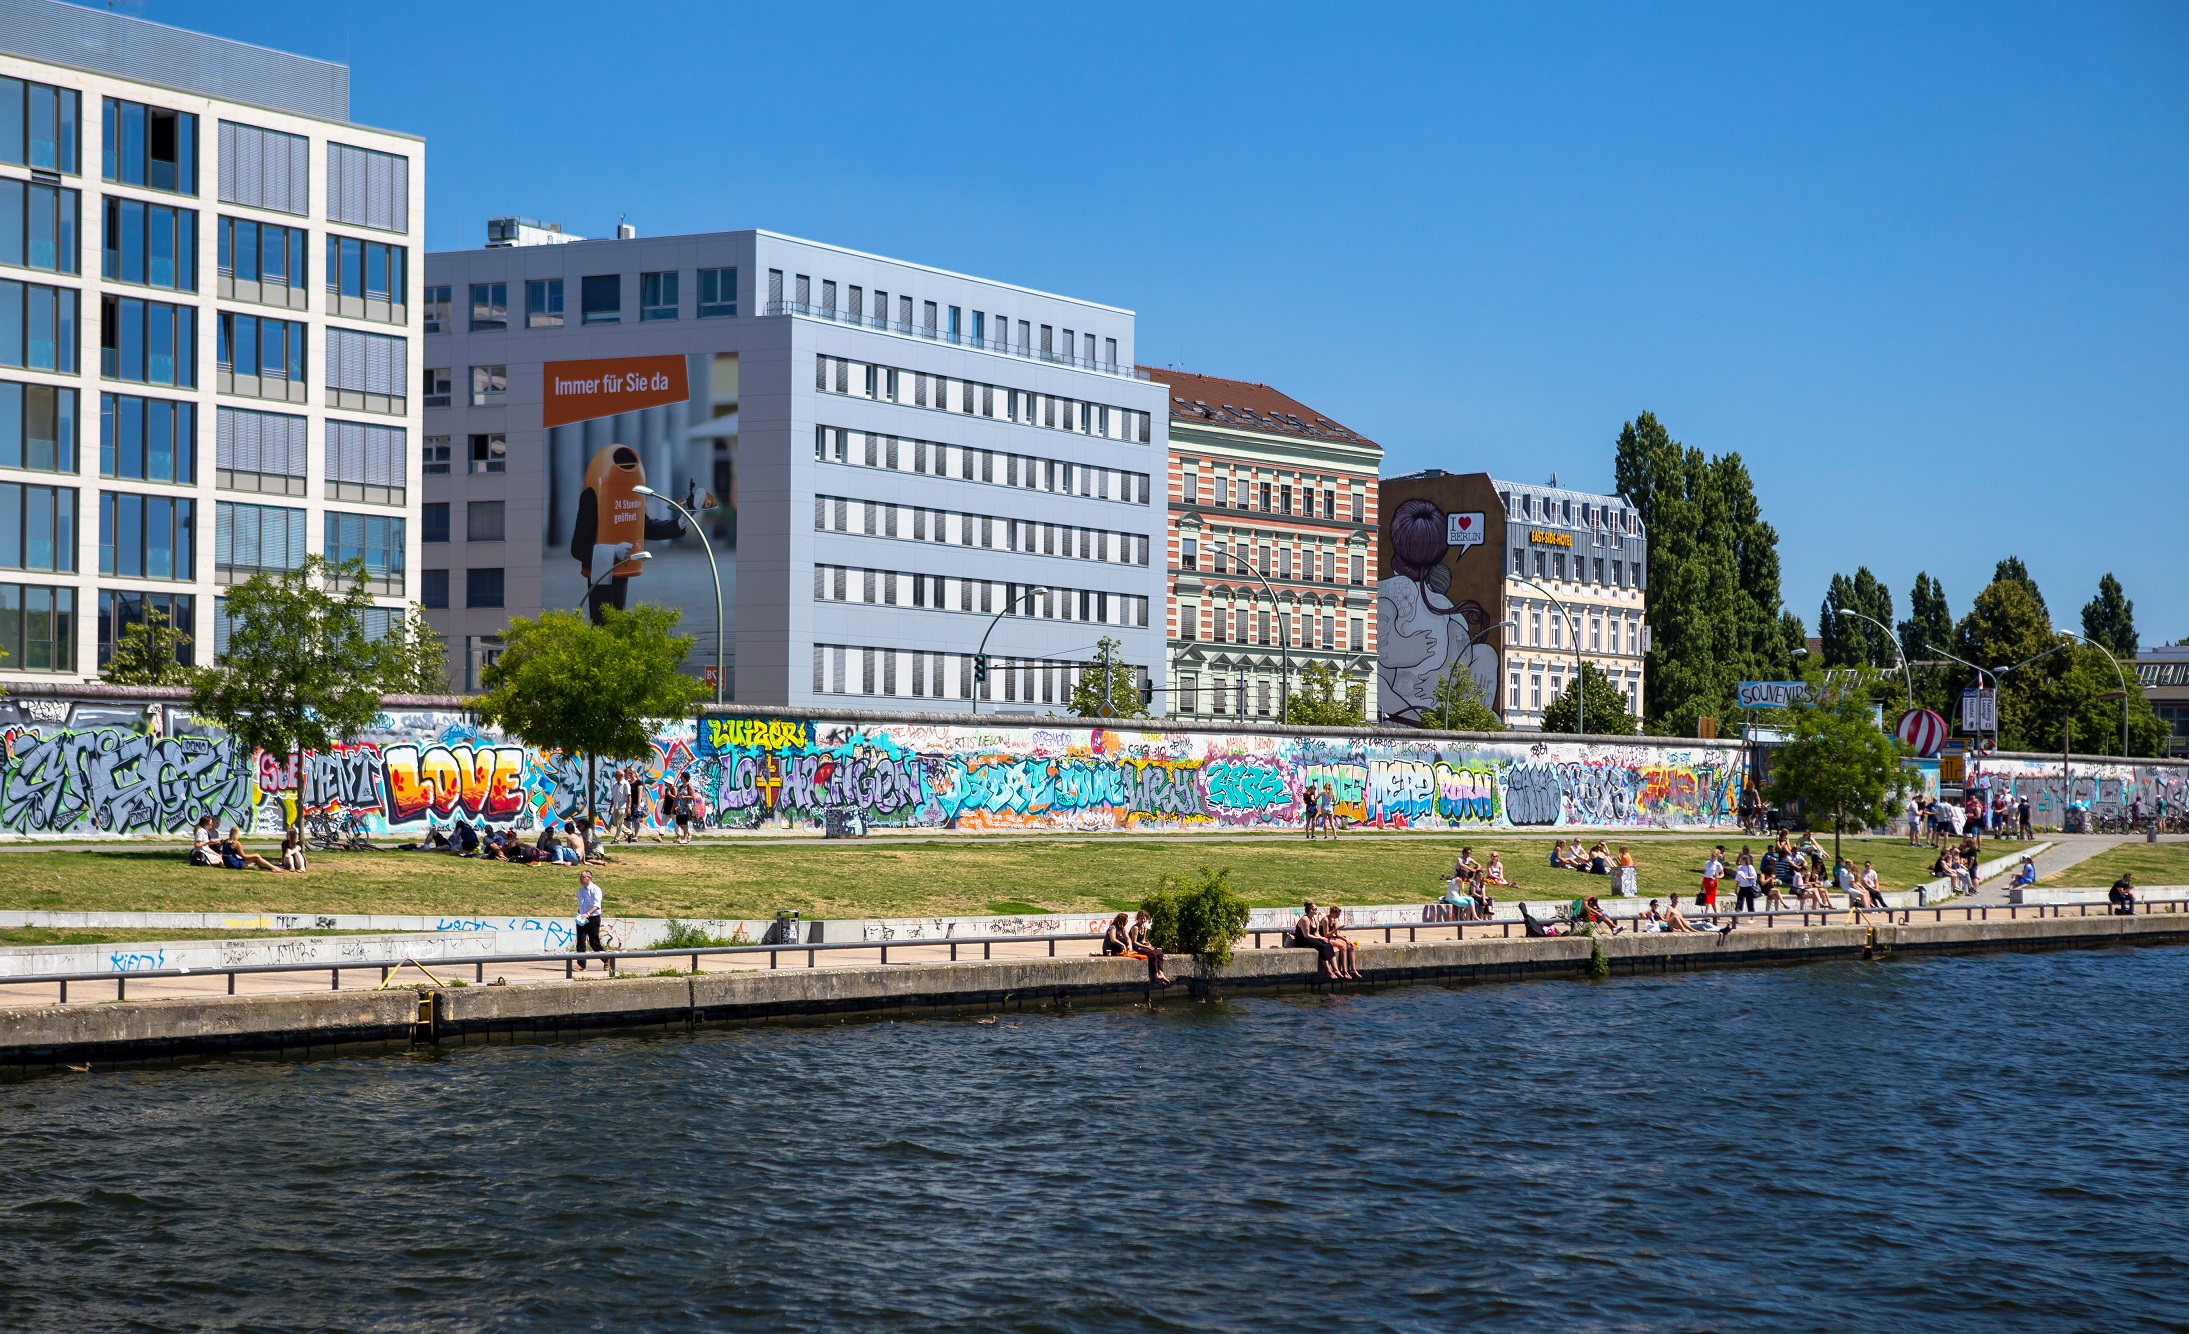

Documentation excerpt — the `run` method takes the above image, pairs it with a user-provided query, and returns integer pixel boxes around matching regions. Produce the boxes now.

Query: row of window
[814,426,1151,506]
[813,643,1108,704]
[423,365,507,409]
[1513,603,1645,655]
[1512,547,1642,590]
[772,271,1121,373]
[0,582,423,676]
[0,485,402,587]
[1502,490,1640,538]
[436,268,734,334]
[1509,668,1643,717]
[813,564,1151,628]
[1180,469,1368,523]
[420,501,505,543]
[212,501,405,591]
[814,494,1150,567]
[420,432,505,476]
[419,567,501,609]
[1173,674,1325,719]
[1178,604,1365,652]
[816,356,1152,444]
[1180,536,1366,586]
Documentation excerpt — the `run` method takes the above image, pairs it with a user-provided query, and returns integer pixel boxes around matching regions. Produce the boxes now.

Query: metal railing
[765,300,1148,379]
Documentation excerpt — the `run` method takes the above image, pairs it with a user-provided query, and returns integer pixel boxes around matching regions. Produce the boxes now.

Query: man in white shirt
[573,870,605,970]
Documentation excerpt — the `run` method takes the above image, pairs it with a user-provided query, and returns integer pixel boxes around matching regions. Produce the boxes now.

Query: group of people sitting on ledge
[1288,901,1365,981]
[189,816,307,873]
[1549,838,1634,878]
[1101,910,1174,987]
[1930,838,1985,894]
[417,816,609,866]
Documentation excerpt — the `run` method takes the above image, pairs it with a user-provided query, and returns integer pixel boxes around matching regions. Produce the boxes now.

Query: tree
[1951,577,2057,750]
[1897,572,1955,713]
[1417,663,1502,732]
[1539,662,1639,735]
[104,604,193,686]
[376,605,450,694]
[1993,556,2047,618]
[2080,573,2137,658]
[475,605,705,823]
[190,556,392,816]
[1069,635,1147,719]
[2022,641,2167,757]
[1282,660,1367,727]
[1763,665,1918,864]
[1819,567,1894,668]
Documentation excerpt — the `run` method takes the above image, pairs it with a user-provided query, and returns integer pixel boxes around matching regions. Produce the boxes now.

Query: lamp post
[1239,562,1292,721]
[1830,604,1912,709]
[973,586,1048,715]
[632,485,725,708]
[574,550,650,611]
[2060,630,2132,756]
[1513,577,1584,734]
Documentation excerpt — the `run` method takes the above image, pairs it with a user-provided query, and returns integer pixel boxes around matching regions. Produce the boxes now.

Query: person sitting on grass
[191,815,222,866]
[1128,909,1173,987]
[281,823,308,873]
[1549,841,1569,870]
[221,827,284,872]
[1321,905,1363,981]
[1454,847,1482,881]
[1587,841,1612,875]
[453,819,481,857]
[1291,900,1341,980]
[1483,852,1510,886]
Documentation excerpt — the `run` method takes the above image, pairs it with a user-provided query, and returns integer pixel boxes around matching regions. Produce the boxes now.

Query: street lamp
[1830,604,1912,708]
[2060,630,2132,757]
[1512,576,1585,734]
[1238,562,1292,721]
[575,550,650,611]
[632,485,726,708]
[1928,639,2073,750]
[973,586,1048,715]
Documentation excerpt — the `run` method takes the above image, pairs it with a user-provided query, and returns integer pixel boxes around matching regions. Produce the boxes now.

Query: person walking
[573,870,606,970]
[1732,849,1760,914]
[674,770,698,844]
[1700,846,1725,912]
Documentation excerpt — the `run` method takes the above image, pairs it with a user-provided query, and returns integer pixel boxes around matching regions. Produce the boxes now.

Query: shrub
[658,918,748,949]
[1141,865,1251,969]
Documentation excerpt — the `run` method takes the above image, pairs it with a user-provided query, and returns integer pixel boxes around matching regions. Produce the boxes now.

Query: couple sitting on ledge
[1289,901,1364,981]
[1101,911,1173,987]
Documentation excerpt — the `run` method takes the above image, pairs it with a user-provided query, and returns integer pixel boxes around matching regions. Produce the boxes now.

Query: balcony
[765,300,1149,381]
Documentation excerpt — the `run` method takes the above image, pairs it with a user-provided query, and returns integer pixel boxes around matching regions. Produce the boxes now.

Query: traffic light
[973,655,988,683]
[1140,678,1155,707]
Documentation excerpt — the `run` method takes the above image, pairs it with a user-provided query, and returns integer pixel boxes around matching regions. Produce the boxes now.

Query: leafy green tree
[1417,663,1502,732]
[1993,556,2047,618]
[1282,660,1367,727]
[475,605,705,822]
[1951,576,2058,749]
[190,556,391,814]
[103,604,193,686]
[2080,573,2137,658]
[1069,635,1148,719]
[1819,567,1894,668]
[376,605,451,694]
[1763,665,1918,863]
[1539,662,1639,735]
[2019,641,2166,758]
[1141,865,1252,969]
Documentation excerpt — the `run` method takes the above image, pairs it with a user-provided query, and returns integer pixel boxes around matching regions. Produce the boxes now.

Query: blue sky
[131,0,2189,643]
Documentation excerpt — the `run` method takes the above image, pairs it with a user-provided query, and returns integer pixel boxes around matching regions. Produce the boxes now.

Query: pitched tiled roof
[1139,368,1379,449]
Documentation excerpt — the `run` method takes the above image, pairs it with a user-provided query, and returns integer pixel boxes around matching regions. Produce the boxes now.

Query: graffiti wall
[1965,756,2189,827]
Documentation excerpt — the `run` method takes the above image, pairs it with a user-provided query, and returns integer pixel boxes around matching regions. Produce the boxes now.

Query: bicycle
[305,808,378,852]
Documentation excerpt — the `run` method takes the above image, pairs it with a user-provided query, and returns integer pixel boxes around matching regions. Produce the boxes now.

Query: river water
[5,946,2186,1331]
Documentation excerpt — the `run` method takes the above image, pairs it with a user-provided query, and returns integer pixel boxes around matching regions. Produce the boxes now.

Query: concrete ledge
[7,914,2188,1075]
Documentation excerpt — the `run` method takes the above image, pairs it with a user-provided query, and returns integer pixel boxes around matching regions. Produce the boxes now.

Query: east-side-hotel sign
[1527,529,1574,548]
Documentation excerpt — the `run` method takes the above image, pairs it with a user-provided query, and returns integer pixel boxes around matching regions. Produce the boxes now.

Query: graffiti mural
[11,690,2179,841]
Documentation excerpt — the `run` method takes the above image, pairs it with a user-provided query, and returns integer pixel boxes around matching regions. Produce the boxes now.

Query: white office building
[422,226,1169,711]
[0,0,423,682]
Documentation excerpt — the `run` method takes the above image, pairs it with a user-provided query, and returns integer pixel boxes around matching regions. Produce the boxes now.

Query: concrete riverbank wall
[4,913,2184,1076]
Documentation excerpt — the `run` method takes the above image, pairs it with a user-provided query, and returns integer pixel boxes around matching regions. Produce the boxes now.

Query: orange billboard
[542,354,691,428]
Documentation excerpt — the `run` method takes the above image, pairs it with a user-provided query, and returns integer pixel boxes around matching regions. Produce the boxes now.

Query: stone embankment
[3,913,2184,1075]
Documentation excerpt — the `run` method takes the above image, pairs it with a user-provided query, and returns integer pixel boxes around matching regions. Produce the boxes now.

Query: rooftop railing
[764,300,1150,380]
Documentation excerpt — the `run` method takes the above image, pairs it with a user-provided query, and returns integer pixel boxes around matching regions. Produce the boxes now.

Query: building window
[1,278,76,373]
[1180,605,1198,640]
[0,583,73,672]
[526,278,563,328]
[325,327,407,414]
[638,270,678,321]
[1350,554,1364,585]
[1178,672,1196,713]
[421,502,449,543]
[422,435,450,477]
[102,99,196,194]
[215,120,306,214]
[1612,560,1623,587]
[2,79,82,174]
[213,500,303,583]
[468,433,506,474]
[1530,674,1542,709]
[3,381,77,473]
[216,216,304,306]
[325,419,406,506]
[698,266,736,318]
[469,366,506,406]
[102,296,196,388]
[466,499,505,542]
[1509,672,1521,708]
[325,142,409,233]
[1535,550,1547,578]
[1321,615,1335,649]
[211,405,299,494]
[1,179,80,276]
[1513,547,1526,575]
[324,511,404,594]
[469,282,506,331]
[581,274,620,324]
[1349,617,1364,651]
[423,367,451,409]
[1181,537,1197,571]
[423,285,451,333]
[97,589,192,671]
[324,235,407,321]
[466,567,504,608]
[211,311,299,400]
[0,481,76,572]
[421,568,448,609]
[98,490,188,578]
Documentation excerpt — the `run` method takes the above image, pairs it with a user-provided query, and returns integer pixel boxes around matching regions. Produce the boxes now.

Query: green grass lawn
[0,833,2027,922]
[2041,842,2189,889]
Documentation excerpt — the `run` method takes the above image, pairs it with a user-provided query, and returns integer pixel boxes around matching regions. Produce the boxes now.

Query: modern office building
[2135,644,2189,758]
[1377,470,1647,730]
[421,225,1169,710]
[0,0,423,684]
[1152,370,1380,720]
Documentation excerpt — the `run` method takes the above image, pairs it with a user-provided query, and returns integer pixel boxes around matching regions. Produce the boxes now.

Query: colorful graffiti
[13,691,2180,841]
[1966,756,2189,826]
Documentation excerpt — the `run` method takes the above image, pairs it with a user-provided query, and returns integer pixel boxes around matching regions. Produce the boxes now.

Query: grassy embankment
[2041,842,2189,889]
[0,834,2028,930]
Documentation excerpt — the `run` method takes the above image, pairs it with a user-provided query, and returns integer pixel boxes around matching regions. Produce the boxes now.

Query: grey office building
[422,226,1169,711]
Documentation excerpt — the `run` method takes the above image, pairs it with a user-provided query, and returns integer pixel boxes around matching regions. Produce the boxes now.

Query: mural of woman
[1378,497,1498,725]
[569,444,713,623]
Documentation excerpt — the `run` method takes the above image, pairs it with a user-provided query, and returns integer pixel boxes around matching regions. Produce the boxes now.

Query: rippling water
[5,946,2187,1331]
